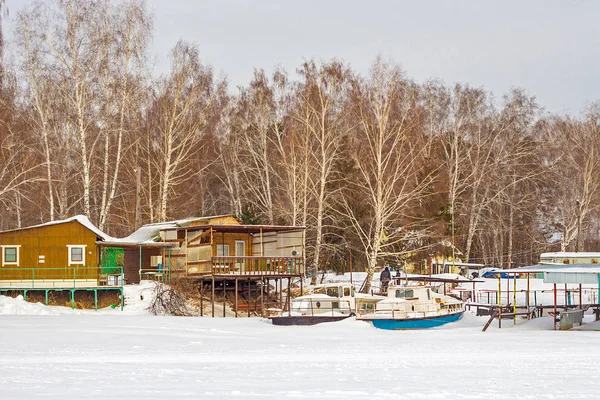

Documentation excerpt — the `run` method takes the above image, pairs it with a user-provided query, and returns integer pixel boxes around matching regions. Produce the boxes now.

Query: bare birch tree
[341,59,435,292]
[96,0,151,231]
[292,60,351,284]
[148,40,224,222]
[543,109,600,251]
[235,69,282,224]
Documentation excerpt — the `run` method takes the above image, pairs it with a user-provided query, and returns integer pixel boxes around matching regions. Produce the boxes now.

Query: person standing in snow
[380,266,392,294]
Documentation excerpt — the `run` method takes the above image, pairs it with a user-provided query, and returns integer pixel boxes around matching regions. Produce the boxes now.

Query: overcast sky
[7,0,600,115]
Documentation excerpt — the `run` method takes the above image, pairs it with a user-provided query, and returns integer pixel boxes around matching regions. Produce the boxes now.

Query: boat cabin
[369,284,464,317]
[290,283,383,316]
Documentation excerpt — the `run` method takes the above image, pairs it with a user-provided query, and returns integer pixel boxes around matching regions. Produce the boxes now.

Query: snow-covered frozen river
[2,307,600,399]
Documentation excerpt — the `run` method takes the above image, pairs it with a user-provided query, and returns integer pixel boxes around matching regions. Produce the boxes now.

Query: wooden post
[287,277,291,316]
[211,275,215,317]
[260,228,264,256]
[223,277,226,318]
[579,283,582,310]
[235,277,238,318]
[184,230,188,276]
[200,279,204,316]
[247,278,251,318]
[266,277,270,310]
[279,277,283,311]
[260,277,265,317]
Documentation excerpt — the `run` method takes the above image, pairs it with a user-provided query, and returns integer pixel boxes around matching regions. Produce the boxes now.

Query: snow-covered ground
[2,285,600,399]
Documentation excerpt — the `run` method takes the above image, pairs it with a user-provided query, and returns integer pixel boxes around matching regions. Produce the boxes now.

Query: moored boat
[269,282,384,326]
[357,283,465,329]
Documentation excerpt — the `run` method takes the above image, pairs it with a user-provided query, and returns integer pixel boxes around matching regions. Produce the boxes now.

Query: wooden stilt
[235,277,238,318]
[223,277,226,318]
[279,278,283,310]
[260,277,264,317]
[200,279,204,317]
[265,277,270,312]
[287,278,291,316]
[211,275,215,317]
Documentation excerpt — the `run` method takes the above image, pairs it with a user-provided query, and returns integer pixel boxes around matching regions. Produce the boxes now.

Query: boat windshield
[313,286,339,297]
[395,289,414,298]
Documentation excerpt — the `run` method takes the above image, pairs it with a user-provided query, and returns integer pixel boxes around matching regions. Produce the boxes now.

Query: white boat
[357,283,465,329]
[269,282,384,326]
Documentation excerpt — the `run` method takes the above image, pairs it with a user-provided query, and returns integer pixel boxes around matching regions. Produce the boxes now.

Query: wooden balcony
[210,256,303,275]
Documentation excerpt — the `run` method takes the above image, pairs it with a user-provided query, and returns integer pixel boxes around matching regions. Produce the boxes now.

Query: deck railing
[0,266,124,288]
[211,256,303,275]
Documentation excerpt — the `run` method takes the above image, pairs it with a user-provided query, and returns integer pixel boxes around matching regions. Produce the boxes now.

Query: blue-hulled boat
[357,284,465,330]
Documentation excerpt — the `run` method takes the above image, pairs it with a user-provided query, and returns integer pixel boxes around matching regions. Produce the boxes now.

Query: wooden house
[0,215,117,289]
[100,214,306,284]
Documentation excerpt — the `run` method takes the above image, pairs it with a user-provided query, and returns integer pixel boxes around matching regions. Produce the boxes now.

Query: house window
[1,245,20,266]
[67,245,87,266]
[216,244,229,257]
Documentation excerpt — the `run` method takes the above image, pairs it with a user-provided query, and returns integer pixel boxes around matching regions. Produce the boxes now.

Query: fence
[211,256,303,275]
[0,266,124,289]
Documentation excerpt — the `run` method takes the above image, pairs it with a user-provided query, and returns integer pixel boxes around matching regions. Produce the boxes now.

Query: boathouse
[100,214,306,316]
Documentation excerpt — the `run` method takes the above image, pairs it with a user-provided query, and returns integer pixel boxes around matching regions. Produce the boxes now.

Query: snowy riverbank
[2,291,600,399]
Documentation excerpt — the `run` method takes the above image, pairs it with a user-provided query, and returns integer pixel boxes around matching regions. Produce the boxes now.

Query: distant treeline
[0,0,597,284]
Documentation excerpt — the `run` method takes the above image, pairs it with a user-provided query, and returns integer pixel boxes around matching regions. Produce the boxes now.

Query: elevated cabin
[100,215,305,284]
[0,215,120,289]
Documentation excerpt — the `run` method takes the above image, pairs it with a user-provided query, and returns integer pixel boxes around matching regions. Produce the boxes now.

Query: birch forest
[1,0,600,277]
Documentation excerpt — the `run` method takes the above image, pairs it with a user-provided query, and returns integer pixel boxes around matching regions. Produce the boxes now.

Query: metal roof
[176,224,306,234]
[495,264,600,274]
[491,264,600,285]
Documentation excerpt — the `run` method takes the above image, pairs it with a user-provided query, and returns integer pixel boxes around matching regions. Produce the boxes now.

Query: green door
[101,247,124,274]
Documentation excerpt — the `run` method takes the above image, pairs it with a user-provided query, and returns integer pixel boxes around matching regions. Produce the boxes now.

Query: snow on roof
[141,214,236,229]
[0,215,113,241]
[102,215,238,246]
[102,221,178,247]
[431,261,485,267]
[497,264,600,274]
[540,252,600,259]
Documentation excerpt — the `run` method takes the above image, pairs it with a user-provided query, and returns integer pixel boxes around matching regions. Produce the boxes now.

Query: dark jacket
[380,267,392,281]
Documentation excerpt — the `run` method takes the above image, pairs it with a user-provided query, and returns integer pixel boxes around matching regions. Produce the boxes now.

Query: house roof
[0,215,113,241]
[99,220,182,248]
[179,224,306,234]
[99,216,305,248]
